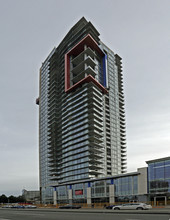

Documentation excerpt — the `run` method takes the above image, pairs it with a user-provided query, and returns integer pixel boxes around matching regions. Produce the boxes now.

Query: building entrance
[153,196,167,206]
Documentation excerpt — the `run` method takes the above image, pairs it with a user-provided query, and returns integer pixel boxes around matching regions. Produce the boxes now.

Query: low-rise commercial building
[22,189,40,204]
[51,157,170,206]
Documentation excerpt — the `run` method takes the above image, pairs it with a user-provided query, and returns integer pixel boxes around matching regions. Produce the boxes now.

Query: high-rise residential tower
[37,17,127,203]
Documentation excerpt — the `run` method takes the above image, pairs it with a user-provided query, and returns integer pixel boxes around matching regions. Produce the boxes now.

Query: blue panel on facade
[111,179,114,185]
[102,55,107,87]
[88,182,91,187]
[69,185,72,189]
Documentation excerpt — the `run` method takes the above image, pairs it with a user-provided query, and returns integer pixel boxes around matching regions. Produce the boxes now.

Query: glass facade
[91,180,105,197]
[56,175,138,204]
[114,175,138,196]
[39,49,56,203]
[52,157,170,205]
[100,43,127,175]
[148,158,170,194]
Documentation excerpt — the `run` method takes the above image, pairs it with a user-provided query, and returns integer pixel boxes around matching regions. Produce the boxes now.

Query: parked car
[112,203,152,210]
[105,205,115,209]
[11,205,25,209]
[59,204,81,209]
[2,205,12,208]
[24,205,37,209]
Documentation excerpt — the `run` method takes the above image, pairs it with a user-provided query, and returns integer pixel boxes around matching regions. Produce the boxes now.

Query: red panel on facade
[66,34,104,57]
[65,34,108,94]
[75,190,83,195]
[65,54,70,91]
[66,75,108,94]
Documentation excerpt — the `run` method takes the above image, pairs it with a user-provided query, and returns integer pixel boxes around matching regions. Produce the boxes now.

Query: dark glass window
[165,166,170,178]
[148,163,154,180]
[155,167,164,179]
[165,160,170,166]
[155,161,164,167]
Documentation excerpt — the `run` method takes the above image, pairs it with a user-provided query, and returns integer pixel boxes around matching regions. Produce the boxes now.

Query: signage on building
[75,190,83,195]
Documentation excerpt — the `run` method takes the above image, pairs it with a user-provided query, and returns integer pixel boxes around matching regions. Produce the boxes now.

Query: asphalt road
[0,209,170,220]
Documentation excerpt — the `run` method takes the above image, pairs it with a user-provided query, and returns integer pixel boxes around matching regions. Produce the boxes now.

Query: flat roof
[146,156,170,164]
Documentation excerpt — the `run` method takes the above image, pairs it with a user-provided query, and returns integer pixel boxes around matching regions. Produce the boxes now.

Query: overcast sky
[0,0,170,196]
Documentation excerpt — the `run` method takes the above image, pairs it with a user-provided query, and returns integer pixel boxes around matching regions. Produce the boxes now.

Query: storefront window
[114,176,137,196]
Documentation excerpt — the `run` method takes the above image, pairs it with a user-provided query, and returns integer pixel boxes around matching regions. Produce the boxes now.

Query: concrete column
[137,167,148,195]
[87,187,91,205]
[154,197,156,206]
[84,44,88,76]
[68,189,73,205]
[109,184,115,204]
[53,188,57,205]
[70,55,73,86]
[84,62,88,70]
[84,52,87,60]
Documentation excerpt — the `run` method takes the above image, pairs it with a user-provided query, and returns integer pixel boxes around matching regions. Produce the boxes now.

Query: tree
[0,194,8,203]
[0,194,26,204]
[8,195,16,203]
[16,195,25,203]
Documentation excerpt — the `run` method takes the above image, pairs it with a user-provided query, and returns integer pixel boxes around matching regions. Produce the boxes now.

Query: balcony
[72,66,96,84]
[72,47,96,66]
[72,56,95,74]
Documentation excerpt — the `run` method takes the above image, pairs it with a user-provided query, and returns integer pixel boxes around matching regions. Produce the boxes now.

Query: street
[0,209,170,220]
